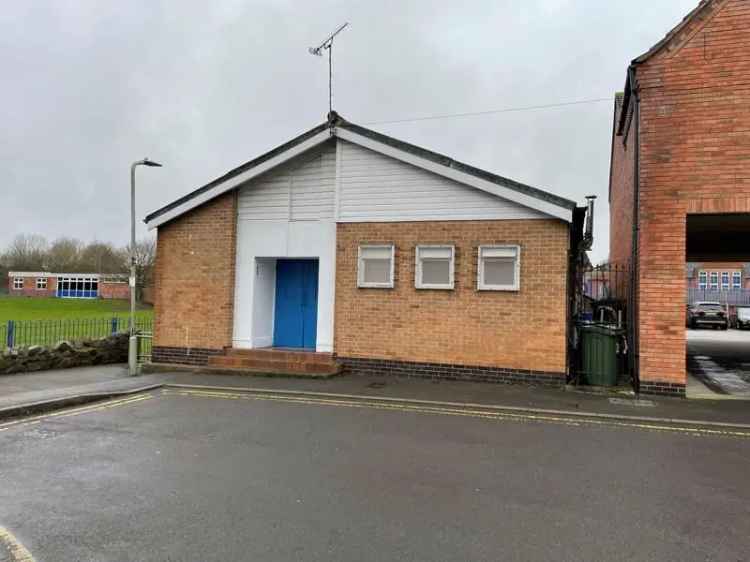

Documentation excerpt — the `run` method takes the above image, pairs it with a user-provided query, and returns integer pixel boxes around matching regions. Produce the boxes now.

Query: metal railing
[1,316,153,351]
[687,288,750,306]
[137,332,153,364]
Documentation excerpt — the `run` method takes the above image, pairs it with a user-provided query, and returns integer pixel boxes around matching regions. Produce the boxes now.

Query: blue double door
[273,259,319,349]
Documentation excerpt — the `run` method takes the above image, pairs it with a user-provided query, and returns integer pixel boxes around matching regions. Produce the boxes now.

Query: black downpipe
[628,66,641,394]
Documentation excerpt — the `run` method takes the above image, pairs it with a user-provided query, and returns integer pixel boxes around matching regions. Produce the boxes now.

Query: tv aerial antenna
[308,22,349,114]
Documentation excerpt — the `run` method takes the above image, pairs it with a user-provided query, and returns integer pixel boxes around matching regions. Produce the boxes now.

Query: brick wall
[610,0,750,389]
[7,276,57,298]
[334,219,569,376]
[99,282,129,300]
[609,95,636,269]
[153,191,238,357]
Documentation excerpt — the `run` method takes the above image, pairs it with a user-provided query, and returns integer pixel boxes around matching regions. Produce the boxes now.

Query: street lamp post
[129,158,162,376]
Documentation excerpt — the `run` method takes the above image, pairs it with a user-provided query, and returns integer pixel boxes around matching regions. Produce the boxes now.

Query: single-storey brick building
[146,112,589,383]
[609,0,750,395]
[7,272,129,299]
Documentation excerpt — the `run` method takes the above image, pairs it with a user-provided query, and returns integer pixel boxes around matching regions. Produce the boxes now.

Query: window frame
[357,244,395,289]
[709,271,719,290]
[721,271,730,290]
[415,245,455,290]
[477,245,521,292]
[732,271,742,290]
[698,271,707,290]
[13,277,24,290]
[36,277,47,290]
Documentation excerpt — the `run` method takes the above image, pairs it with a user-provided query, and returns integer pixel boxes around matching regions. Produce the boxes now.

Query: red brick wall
[153,191,238,351]
[609,96,636,269]
[620,0,750,387]
[99,282,129,300]
[334,219,569,374]
[7,275,57,298]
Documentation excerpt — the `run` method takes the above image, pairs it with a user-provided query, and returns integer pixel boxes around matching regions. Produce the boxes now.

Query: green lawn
[0,296,153,324]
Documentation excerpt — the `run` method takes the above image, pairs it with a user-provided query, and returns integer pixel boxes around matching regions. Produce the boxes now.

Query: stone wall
[0,333,128,374]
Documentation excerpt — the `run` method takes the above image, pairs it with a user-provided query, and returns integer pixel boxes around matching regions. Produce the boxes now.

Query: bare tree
[79,241,122,273]
[122,237,157,301]
[47,237,82,272]
[3,234,48,270]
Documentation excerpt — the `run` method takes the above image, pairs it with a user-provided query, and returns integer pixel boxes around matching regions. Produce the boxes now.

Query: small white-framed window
[36,277,47,290]
[710,271,719,290]
[698,271,707,290]
[478,245,520,291]
[13,277,24,290]
[721,272,730,290]
[415,245,454,290]
[357,245,395,288]
[732,271,742,290]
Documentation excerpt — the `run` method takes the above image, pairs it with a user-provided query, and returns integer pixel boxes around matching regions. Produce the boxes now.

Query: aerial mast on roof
[308,22,349,115]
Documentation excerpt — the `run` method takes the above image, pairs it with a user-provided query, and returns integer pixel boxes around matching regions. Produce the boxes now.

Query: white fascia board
[146,129,334,230]
[334,128,573,222]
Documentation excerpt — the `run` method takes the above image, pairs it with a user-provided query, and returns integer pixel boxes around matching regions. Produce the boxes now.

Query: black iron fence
[0,316,153,351]
[570,264,633,388]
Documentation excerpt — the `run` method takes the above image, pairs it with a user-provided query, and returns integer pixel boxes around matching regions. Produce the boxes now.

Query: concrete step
[208,355,340,375]
[222,348,336,365]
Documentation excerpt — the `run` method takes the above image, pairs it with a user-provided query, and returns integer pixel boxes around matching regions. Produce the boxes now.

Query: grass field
[0,296,153,324]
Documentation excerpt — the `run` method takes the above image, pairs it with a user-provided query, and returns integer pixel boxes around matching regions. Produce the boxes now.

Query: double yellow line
[0,393,153,433]
[163,388,750,438]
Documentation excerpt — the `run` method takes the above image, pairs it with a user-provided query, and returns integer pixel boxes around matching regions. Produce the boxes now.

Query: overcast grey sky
[1,1,697,261]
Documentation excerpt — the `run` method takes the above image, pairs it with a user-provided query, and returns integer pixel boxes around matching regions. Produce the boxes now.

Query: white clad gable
[238,142,336,221]
[337,140,547,222]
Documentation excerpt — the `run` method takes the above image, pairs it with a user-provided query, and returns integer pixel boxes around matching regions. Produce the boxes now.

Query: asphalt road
[1,389,749,562]
[687,328,750,394]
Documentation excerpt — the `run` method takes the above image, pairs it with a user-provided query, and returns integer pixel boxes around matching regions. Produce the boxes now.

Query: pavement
[1,385,749,561]
[2,363,750,428]
[686,328,750,397]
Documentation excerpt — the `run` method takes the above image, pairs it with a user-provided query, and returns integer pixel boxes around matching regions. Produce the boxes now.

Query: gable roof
[632,0,725,64]
[145,112,577,228]
[615,1,726,138]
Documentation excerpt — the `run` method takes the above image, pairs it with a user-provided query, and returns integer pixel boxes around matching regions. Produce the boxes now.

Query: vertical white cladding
[337,140,546,222]
[237,143,336,221]
[233,142,337,351]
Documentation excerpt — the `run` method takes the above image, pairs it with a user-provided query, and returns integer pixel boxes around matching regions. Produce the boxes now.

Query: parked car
[687,301,728,330]
[736,307,750,330]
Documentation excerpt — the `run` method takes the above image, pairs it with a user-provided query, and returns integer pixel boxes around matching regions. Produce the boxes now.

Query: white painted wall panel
[232,221,336,352]
[238,142,335,222]
[337,140,546,222]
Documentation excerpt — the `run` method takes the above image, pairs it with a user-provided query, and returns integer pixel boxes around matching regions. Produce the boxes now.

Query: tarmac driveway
[687,328,750,396]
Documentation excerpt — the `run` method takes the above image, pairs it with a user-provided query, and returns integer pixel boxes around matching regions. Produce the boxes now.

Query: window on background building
[13,277,23,290]
[358,245,395,288]
[415,246,454,289]
[721,272,730,290]
[478,245,520,291]
[36,277,47,290]
[710,271,719,290]
[698,271,707,290]
[733,271,742,290]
